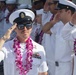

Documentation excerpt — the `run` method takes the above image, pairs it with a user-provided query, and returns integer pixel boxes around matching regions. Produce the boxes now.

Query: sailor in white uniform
[42,0,59,75]
[53,0,76,75]
[42,0,76,75]
[0,9,48,75]
[61,12,76,75]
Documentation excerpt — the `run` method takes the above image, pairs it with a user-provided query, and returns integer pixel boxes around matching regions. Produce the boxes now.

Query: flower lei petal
[13,37,33,75]
[74,39,76,55]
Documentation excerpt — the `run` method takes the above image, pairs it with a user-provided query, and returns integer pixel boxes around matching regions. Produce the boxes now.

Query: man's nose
[23,26,27,30]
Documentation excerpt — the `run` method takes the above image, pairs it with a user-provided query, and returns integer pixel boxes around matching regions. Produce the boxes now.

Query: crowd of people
[0,0,76,75]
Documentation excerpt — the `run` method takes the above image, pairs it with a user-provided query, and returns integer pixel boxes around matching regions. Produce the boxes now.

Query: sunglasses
[17,23,32,30]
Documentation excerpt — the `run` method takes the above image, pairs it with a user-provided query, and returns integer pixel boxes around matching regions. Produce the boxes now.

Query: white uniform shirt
[42,11,52,26]
[42,11,56,62]
[31,23,41,41]
[61,22,76,51]
[61,22,76,41]
[0,39,48,75]
[50,21,72,62]
[61,22,76,75]
[41,11,52,46]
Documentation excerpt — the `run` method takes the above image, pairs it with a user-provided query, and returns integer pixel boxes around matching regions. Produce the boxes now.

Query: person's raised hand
[71,12,76,25]
[2,23,17,41]
[52,12,61,24]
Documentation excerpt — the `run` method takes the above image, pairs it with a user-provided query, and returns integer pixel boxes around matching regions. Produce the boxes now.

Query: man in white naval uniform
[0,9,48,75]
[52,0,76,75]
[42,0,76,75]
[61,12,76,75]
[42,0,59,75]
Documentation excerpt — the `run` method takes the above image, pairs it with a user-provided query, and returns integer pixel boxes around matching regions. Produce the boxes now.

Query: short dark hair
[32,0,46,5]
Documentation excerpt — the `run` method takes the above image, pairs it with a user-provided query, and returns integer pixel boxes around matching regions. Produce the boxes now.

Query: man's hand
[52,12,61,23]
[2,23,17,41]
[71,12,76,25]
[38,72,48,75]
[0,23,17,50]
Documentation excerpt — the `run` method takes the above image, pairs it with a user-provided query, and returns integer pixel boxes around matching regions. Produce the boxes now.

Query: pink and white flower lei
[13,37,33,75]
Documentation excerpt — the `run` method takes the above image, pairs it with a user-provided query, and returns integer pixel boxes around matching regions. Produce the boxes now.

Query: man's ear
[67,10,71,14]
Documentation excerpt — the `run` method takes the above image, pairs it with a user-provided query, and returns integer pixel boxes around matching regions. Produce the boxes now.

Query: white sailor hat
[6,0,18,4]
[56,0,76,12]
[36,9,43,15]
[18,4,32,9]
[9,9,35,24]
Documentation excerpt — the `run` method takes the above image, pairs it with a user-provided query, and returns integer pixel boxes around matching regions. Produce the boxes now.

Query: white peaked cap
[6,0,17,4]
[36,9,43,15]
[9,9,35,24]
[59,0,76,9]
[18,4,28,9]
[18,4,32,9]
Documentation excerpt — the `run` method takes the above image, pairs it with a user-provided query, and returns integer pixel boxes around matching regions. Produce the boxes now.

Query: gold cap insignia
[67,6,69,9]
[19,12,26,18]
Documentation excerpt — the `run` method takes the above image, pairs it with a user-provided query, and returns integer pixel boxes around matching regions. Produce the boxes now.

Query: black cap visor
[13,16,33,30]
[55,3,75,12]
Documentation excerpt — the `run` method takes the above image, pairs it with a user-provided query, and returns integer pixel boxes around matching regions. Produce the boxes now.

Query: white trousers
[47,61,55,75]
[55,61,72,75]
